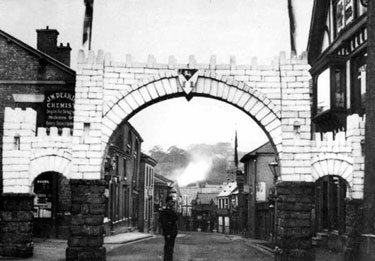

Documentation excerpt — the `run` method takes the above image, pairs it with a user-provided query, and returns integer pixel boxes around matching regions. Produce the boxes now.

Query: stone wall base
[66,247,106,260]
[275,181,315,261]
[0,193,34,258]
[66,179,106,261]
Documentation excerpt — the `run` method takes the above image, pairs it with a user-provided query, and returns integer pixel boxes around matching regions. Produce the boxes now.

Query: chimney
[36,26,71,66]
[56,43,71,67]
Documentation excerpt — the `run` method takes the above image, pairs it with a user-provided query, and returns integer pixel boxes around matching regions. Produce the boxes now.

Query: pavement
[0,232,154,261]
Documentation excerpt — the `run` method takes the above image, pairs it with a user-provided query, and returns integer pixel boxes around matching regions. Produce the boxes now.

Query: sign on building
[44,91,75,129]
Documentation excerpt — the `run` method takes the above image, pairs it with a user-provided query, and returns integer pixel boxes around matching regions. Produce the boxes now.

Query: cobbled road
[107,231,274,261]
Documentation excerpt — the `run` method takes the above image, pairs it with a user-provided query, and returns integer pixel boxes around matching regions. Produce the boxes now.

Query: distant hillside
[148,143,245,185]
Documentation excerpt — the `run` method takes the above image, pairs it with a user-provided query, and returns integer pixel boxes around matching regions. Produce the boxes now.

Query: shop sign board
[44,91,75,128]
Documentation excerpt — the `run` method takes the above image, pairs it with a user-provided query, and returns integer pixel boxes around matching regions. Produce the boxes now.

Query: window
[317,69,331,113]
[315,176,347,233]
[334,0,354,36]
[127,130,132,154]
[351,52,367,115]
[316,66,346,114]
[134,139,139,158]
[312,57,347,132]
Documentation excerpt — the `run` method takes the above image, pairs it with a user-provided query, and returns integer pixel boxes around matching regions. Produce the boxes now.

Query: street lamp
[268,160,279,183]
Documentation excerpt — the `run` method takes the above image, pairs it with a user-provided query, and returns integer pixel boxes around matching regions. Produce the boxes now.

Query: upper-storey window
[334,0,354,36]
[127,130,132,154]
[333,0,367,38]
[317,69,331,113]
[351,52,367,115]
[316,65,346,114]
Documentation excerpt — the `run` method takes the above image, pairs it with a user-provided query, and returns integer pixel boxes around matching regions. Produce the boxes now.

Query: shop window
[351,52,367,115]
[33,172,57,219]
[315,176,347,233]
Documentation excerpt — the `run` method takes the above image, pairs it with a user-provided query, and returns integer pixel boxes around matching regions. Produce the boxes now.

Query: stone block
[277,227,312,239]
[70,225,104,237]
[84,215,104,226]
[0,243,33,258]
[0,210,33,222]
[277,202,314,212]
[0,194,34,211]
[277,237,312,249]
[0,232,32,244]
[71,215,85,226]
[66,246,106,261]
[89,204,106,215]
[68,236,104,247]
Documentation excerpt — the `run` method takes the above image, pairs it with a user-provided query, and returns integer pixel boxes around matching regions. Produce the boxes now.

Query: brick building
[0,27,74,239]
[103,122,143,234]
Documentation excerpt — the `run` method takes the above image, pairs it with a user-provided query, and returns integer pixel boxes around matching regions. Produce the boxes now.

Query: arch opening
[101,75,282,178]
[32,171,71,239]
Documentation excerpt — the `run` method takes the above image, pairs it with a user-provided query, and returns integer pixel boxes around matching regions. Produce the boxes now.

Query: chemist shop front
[33,172,71,239]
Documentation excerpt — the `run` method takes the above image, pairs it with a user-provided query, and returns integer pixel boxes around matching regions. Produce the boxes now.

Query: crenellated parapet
[2,107,73,193]
[311,114,365,199]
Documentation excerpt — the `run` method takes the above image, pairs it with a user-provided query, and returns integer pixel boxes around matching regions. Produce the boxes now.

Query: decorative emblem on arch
[178,69,199,100]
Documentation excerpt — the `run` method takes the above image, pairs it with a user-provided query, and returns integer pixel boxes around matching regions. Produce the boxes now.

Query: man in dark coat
[159,196,178,261]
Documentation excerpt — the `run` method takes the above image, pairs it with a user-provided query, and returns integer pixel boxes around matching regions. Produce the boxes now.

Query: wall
[0,32,75,194]
[311,114,365,199]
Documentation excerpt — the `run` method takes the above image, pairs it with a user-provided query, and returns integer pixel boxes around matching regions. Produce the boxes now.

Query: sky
[0,0,314,153]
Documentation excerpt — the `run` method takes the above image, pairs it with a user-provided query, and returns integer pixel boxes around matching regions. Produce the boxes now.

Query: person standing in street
[159,196,178,261]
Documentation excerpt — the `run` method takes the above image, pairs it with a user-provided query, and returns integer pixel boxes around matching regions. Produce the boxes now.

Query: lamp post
[268,160,279,183]
[268,160,279,243]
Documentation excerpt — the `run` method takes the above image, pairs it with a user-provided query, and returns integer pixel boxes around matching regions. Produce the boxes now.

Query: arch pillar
[66,179,106,261]
[0,193,34,258]
[275,182,315,261]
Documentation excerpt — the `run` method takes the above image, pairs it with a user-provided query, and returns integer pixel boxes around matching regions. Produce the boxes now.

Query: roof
[0,29,75,77]
[217,181,238,197]
[180,185,223,198]
[141,153,158,166]
[196,192,218,205]
[306,0,330,64]
[154,173,174,186]
[240,142,275,163]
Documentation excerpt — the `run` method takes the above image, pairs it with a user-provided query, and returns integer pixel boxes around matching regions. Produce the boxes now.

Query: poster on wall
[256,182,266,202]
[33,177,53,218]
[44,91,75,129]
